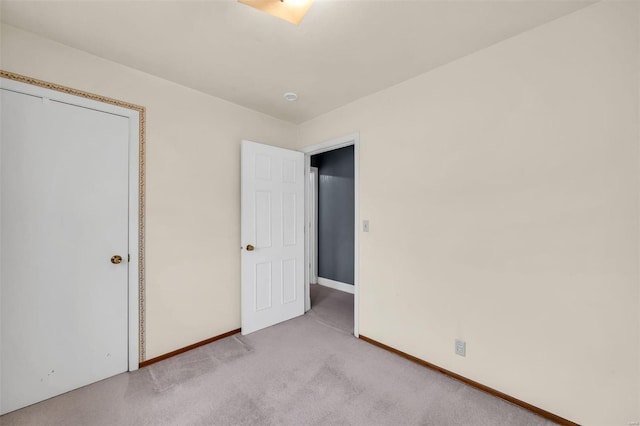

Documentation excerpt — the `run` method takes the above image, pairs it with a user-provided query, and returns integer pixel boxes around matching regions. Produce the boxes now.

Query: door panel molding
[0,70,146,364]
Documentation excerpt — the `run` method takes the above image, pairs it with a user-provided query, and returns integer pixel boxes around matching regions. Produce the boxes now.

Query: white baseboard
[317,277,354,294]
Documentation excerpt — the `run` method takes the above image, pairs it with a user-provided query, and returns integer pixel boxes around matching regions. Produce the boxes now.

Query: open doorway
[310,146,355,293]
[303,134,359,337]
[240,136,357,337]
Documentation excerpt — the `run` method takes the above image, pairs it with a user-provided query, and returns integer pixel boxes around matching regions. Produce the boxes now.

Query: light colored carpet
[1,285,555,426]
[309,283,354,334]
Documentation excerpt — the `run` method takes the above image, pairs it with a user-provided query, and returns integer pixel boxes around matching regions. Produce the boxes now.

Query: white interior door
[0,89,130,414]
[241,140,305,335]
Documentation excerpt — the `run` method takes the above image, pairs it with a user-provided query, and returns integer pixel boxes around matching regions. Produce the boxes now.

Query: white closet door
[1,89,129,414]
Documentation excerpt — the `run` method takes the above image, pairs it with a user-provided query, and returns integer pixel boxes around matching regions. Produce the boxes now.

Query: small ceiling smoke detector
[283,92,298,101]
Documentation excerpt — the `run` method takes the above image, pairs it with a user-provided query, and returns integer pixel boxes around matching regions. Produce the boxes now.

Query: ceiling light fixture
[238,0,314,25]
[283,92,299,101]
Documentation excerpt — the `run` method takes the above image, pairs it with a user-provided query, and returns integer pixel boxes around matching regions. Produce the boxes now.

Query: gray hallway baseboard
[316,277,354,294]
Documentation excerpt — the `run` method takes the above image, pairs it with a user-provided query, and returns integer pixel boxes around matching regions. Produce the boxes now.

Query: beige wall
[297,2,639,425]
[0,24,298,360]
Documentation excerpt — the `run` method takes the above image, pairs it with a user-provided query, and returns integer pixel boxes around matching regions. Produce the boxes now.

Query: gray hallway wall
[311,146,354,285]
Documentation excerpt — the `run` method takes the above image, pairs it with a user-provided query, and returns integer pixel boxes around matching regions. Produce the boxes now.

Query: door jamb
[0,72,145,370]
[309,167,319,288]
[302,133,360,337]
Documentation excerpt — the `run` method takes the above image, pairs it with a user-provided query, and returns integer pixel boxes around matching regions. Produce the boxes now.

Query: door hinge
[128,254,131,263]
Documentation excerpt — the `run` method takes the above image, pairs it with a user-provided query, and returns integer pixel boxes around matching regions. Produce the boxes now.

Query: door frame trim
[302,133,360,337]
[0,70,146,368]
[309,166,318,286]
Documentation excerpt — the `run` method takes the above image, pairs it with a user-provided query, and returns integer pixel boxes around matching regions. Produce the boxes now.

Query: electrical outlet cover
[455,339,466,357]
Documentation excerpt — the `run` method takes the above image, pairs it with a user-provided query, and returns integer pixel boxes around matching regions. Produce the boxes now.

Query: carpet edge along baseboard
[139,328,241,368]
[358,335,580,426]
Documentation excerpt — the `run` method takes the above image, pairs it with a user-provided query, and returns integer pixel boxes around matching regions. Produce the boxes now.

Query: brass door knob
[111,255,123,264]
[246,245,255,251]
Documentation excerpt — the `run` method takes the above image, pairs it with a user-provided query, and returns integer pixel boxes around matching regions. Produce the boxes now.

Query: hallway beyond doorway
[309,284,354,334]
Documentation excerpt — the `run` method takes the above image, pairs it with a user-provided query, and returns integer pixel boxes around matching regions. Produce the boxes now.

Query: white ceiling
[1,0,593,124]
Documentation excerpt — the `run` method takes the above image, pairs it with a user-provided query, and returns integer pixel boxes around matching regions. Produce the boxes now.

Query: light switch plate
[363,220,369,232]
